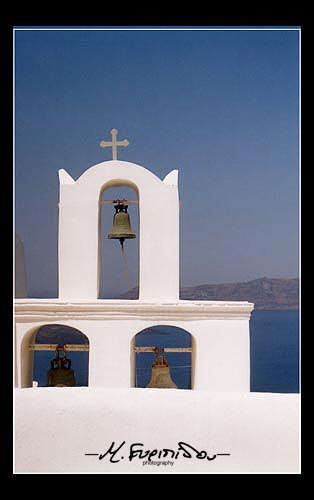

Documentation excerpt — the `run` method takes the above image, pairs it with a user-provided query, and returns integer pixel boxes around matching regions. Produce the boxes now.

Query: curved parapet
[77,160,163,189]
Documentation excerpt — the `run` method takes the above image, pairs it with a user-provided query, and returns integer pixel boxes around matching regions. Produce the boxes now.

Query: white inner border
[13,26,301,475]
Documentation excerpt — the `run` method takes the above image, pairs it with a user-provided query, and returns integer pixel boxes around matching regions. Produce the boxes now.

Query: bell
[47,348,76,387]
[146,350,177,389]
[108,203,136,246]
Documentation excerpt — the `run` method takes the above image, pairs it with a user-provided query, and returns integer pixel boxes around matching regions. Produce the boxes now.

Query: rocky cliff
[121,277,299,310]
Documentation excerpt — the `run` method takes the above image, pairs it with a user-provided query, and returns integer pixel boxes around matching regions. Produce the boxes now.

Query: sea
[249,310,299,393]
[33,310,299,393]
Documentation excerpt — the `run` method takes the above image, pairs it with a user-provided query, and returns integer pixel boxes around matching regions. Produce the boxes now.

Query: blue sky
[14,28,299,298]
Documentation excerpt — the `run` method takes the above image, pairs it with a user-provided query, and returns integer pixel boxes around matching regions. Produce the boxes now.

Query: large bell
[146,350,177,389]
[108,203,136,246]
[47,348,76,387]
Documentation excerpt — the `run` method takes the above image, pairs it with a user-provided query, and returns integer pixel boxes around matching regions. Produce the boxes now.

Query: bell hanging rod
[133,347,192,353]
[28,344,89,352]
[100,199,138,205]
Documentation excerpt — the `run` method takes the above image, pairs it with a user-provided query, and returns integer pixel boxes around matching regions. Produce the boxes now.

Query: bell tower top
[58,157,179,302]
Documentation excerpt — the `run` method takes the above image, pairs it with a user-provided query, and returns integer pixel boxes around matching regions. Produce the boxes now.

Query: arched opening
[99,183,139,299]
[22,324,89,388]
[132,326,193,389]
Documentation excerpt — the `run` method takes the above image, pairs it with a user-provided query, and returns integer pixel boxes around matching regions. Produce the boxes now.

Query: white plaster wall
[15,315,250,392]
[193,320,250,391]
[58,161,179,301]
[15,388,300,473]
[15,323,40,388]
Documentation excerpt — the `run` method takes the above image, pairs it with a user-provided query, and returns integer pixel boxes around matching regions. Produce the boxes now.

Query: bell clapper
[119,237,125,250]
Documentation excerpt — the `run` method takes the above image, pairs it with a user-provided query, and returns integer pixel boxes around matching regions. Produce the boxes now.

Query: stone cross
[99,128,129,160]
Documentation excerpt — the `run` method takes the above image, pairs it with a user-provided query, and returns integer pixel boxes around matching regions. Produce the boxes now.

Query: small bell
[47,347,76,387]
[146,349,177,389]
[107,202,136,248]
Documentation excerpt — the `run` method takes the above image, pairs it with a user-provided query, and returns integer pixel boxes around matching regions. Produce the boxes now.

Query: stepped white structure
[14,133,299,473]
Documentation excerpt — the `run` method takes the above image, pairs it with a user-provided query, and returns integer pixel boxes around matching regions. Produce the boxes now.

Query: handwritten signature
[85,442,230,463]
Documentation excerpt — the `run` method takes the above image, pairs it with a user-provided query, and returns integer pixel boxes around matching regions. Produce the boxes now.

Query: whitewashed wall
[15,387,300,473]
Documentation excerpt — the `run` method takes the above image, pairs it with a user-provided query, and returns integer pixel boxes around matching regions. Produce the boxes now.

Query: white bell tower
[15,129,254,392]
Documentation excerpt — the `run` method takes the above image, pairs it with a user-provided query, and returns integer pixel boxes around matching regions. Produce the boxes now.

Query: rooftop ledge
[14,299,254,322]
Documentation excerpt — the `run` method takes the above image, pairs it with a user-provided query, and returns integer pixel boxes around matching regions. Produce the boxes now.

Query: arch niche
[131,325,195,390]
[98,180,139,299]
[20,324,89,388]
[58,161,179,302]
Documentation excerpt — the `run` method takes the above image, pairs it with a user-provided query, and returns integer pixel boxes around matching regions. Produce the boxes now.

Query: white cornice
[14,299,254,322]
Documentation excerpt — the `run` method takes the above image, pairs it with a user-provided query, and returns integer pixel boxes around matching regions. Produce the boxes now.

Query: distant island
[121,277,299,310]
